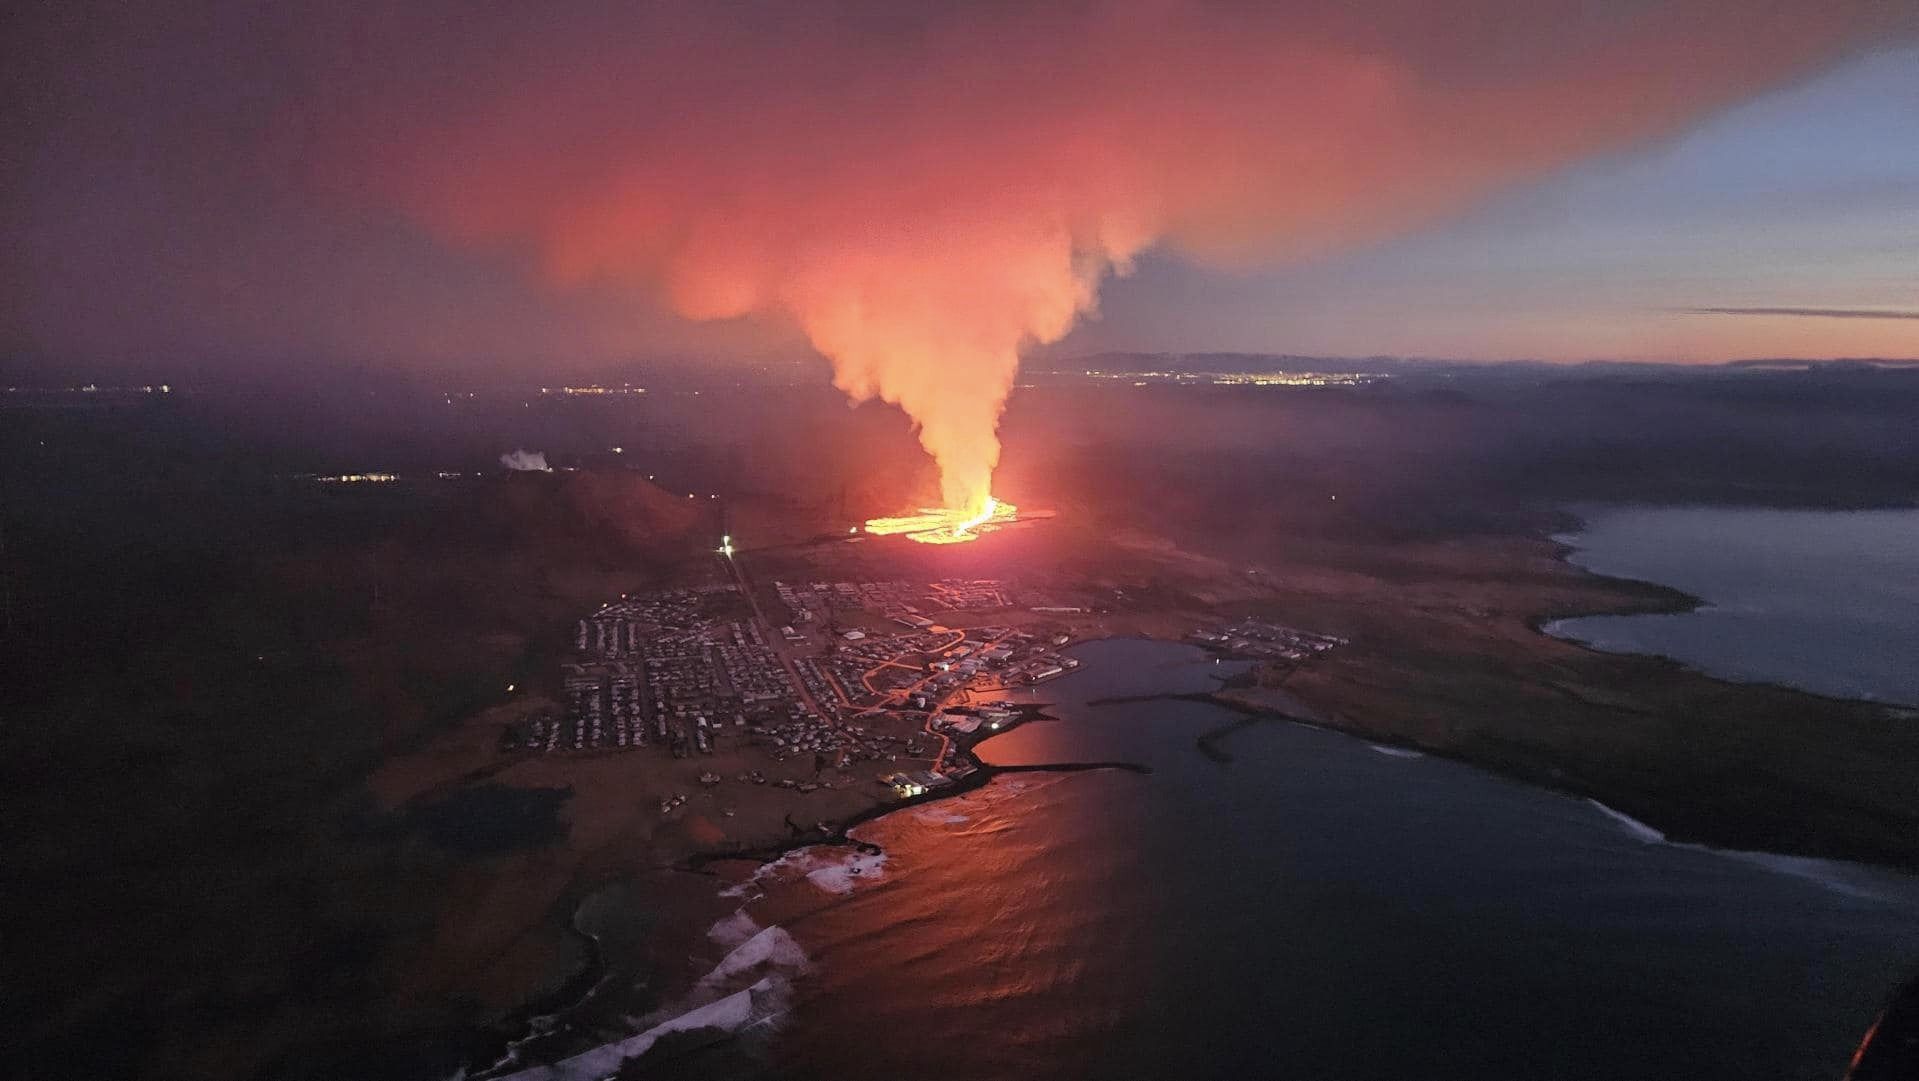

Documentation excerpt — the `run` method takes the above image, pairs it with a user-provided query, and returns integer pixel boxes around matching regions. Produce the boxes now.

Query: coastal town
[1186,617,1348,662]
[492,530,1357,833]
[506,569,1103,810]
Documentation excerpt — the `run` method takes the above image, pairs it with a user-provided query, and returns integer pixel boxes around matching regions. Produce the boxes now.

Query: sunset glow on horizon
[5,2,1913,397]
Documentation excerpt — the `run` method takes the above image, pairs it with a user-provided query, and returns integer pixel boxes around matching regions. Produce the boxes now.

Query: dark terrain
[3,358,1917,1079]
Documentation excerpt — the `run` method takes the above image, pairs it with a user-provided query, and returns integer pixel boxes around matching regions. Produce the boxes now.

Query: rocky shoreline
[465,556,1919,1077]
[467,696,1156,1078]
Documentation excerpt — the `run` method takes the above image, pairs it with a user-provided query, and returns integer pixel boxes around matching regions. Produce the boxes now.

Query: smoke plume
[279,4,1918,508]
[499,450,553,473]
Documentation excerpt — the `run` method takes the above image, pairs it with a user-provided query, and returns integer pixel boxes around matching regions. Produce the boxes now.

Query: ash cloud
[7,1,1913,507]
[306,2,1906,510]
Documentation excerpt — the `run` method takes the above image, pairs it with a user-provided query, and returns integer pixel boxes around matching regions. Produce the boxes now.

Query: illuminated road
[716,551,1017,773]
[832,623,1022,770]
[888,627,1018,771]
[718,549,833,720]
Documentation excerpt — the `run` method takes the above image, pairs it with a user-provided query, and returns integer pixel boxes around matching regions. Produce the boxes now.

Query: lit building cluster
[3,383,171,396]
[1207,372,1382,387]
[1077,368,1385,387]
[537,384,649,396]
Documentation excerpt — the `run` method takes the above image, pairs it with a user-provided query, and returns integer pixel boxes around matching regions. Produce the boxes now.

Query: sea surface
[652,638,1919,1081]
[1544,505,1919,706]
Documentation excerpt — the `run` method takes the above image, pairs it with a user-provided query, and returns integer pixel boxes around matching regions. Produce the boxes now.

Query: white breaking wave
[1368,744,1425,759]
[1585,798,1901,902]
[487,925,809,1081]
[724,840,891,899]
[718,846,812,898]
[1587,799,1667,843]
[717,878,759,900]
[706,909,761,949]
[1715,850,1898,903]
[489,977,782,1081]
[805,848,888,895]
[697,925,811,988]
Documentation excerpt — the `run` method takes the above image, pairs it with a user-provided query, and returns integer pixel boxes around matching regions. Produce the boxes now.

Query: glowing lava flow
[864,497,1018,545]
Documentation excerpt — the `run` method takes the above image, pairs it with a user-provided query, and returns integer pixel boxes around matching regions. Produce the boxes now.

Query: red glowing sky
[5,1,1914,379]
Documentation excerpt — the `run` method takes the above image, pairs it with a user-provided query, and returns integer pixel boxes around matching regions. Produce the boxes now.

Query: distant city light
[538,383,648,396]
[1074,368,1387,387]
[2,383,173,396]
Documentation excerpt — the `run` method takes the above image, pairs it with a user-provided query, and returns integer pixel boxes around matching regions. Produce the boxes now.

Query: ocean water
[1544,505,1919,706]
[671,639,1919,1081]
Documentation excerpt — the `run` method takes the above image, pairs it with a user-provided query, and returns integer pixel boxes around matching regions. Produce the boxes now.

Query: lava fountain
[864,496,1019,545]
[290,5,1902,554]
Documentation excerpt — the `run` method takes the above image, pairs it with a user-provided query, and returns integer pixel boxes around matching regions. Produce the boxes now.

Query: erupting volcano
[285,2,1909,550]
[864,497,1019,545]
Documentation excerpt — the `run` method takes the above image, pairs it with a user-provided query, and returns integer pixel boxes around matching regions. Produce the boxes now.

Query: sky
[1056,44,1919,362]
[4,1,1915,382]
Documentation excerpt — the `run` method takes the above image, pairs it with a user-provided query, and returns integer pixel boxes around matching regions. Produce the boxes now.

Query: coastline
[465,513,1919,1077]
[611,636,1919,1081]
[1122,679,1919,872]
[1169,520,1919,871]
[472,697,1155,1078]
[682,574,1919,892]
[1536,507,1919,710]
[1082,671,1919,904]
